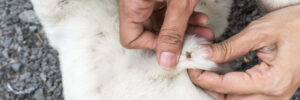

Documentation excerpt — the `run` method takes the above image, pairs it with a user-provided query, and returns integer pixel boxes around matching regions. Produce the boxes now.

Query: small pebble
[18,10,39,24]
[33,89,45,100]
[10,63,21,72]
[29,26,38,32]
[40,73,47,82]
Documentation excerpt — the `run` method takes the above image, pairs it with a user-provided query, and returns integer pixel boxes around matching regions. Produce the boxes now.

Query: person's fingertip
[189,27,215,42]
[202,45,213,59]
[190,12,209,25]
[159,52,177,70]
[199,15,209,25]
[188,69,203,79]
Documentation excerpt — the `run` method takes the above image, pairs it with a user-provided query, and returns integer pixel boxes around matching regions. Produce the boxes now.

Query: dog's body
[31,0,300,99]
[29,0,246,100]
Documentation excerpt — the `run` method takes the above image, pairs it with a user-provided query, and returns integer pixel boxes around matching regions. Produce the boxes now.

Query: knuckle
[256,31,272,42]
[215,41,233,62]
[159,28,183,46]
[120,41,132,49]
[190,76,200,84]
[120,38,134,49]
[246,20,274,41]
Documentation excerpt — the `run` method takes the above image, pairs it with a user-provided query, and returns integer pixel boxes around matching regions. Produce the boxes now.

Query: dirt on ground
[0,0,299,100]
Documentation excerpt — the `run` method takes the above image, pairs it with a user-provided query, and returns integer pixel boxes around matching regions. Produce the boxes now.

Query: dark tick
[185,51,192,59]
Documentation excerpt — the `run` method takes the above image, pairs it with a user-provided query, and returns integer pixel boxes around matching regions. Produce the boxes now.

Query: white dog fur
[31,0,300,99]
[31,0,232,100]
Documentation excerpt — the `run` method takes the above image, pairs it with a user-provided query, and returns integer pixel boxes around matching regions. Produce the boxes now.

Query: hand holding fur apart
[189,5,300,100]
[119,0,214,69]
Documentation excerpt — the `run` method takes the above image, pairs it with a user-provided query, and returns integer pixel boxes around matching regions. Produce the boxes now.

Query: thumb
[157,0,199,69]
[206,29,262,64]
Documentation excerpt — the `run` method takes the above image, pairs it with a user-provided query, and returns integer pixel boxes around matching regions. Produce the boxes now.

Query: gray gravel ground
[0,0,299,100]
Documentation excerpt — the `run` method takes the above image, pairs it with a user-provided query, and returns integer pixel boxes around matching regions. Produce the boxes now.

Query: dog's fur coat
[30,0,299,100]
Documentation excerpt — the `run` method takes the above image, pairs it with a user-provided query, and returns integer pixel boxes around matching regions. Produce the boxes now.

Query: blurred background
[0,0,299,100]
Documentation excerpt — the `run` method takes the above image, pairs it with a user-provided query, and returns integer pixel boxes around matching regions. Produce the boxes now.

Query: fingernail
[202,45,212,59]
[202,18,209,25]
[160,52,177,69]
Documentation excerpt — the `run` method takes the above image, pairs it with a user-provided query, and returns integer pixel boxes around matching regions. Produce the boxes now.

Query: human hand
[188,5,300,100]
[119,0,214,69]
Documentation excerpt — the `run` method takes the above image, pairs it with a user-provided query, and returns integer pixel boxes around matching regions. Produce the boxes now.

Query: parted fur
[31,0,233,100]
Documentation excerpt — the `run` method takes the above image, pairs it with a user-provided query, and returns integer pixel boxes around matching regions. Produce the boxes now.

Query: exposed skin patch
[185,51,192,59]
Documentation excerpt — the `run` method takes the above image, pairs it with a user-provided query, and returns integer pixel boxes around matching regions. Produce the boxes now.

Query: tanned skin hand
[119,0,214,69]
[188,5,300,100]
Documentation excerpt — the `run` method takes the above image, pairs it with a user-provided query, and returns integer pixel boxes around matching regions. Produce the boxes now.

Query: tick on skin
[185,51,192,59]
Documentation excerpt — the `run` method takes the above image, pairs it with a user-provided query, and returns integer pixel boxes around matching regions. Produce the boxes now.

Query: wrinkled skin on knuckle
[213,40,233,63]
[247,21,272,38]
[120,39,133,49]
[159,34,181,45]
[120,35,137,49]
[244,20,276,48]
[158,28,183,46]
